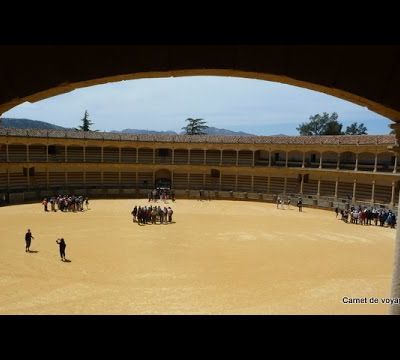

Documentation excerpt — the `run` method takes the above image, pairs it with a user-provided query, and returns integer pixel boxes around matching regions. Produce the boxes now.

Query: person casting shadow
[56,238,67,261]
[25,229,34,252]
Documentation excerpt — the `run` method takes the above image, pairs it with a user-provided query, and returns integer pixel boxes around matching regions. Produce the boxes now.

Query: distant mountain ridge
[0,117,67,130]
[114,129,178,135]
[112,126,254,136]
[0,117,257,136]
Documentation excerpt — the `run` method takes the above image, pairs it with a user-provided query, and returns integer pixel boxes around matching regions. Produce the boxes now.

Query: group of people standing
[336,206,397,228]
[131,205,174,225]
[276,196,302,212]
[148,188,175,202]
[25,229,67,261]
[41,195,89,212]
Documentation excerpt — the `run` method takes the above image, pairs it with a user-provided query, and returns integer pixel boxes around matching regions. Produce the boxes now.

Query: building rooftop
[0,128,396,145]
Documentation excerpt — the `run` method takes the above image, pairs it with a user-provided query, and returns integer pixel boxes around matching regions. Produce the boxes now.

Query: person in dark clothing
[25,229,34,252]
[56,238,67,261]
[297,198,303,212]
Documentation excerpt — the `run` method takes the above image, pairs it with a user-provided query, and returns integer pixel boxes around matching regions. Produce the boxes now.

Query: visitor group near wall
[131,205,174,225]
[41,195,89,212]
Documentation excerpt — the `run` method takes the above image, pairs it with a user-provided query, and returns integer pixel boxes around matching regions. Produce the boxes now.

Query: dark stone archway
[1,45,400,122]
[155,169,171,189]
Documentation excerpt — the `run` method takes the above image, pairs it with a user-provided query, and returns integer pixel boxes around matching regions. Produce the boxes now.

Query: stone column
[302,152,305,168]
[390,123,400,313]
[336,153,340,170]
[204,149,207,165]
[27,166,30,190]
[136,148,139,164]
[26,144,29,163]
[6,143,9,162]
[172,148,175,165]
[371,180,375,205]
[391,185,400,314]
[300,175,304,194]
[393,154,398,174]
[283,177,287,195]
[354,153,359,171]
[374,153,378,172]
[285,152,288,167]
[118,147,121,163]
[319,152,323,169]
[101,147,104,163]
[188,149,191,165]
[317,179,321,198]
[252,151,255,167]
[334,178,338,199]
[65,145,68,163]
[391,181,396,205]
[83,145,86,163]
[46,144,49,162]
[236,151,239,166]
[220,149,223,166]
[352,179,356,203]
[268,151,272,167]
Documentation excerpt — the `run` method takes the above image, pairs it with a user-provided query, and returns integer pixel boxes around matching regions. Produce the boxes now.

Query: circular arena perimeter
[0,199,395,314]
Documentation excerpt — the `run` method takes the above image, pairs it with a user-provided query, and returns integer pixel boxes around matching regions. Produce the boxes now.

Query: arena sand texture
[0,199,395,314]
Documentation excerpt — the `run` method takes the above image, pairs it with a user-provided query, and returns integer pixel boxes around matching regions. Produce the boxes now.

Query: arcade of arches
[1,44,400,314]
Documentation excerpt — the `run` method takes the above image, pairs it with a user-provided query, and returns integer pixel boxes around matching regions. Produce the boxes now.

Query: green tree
[182,118,209,135]
[344,122,368,135]
[77,110,94,131]
[296,112,343,135]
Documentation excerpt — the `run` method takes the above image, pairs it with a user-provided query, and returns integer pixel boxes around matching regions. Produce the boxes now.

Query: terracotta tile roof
[0,128,396,146]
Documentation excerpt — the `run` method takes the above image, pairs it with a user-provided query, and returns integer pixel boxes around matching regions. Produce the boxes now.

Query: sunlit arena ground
[0,199,395,314]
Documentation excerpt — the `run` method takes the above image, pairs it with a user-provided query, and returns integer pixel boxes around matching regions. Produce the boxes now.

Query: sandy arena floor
[0,199,396,314]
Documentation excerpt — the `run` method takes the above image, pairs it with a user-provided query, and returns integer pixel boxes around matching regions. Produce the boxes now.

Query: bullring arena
[0,128,399,314]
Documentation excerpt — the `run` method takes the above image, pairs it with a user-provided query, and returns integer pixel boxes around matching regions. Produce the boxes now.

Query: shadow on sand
[28,250,39,253]
[62,259,71,263]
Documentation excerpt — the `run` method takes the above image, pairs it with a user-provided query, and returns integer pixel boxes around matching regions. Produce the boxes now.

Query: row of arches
[0,169,397,205]
[0,144,397,172]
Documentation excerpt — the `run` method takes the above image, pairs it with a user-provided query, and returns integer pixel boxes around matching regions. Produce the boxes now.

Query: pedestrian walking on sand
[56,238,67,261]
[25,229,34,252]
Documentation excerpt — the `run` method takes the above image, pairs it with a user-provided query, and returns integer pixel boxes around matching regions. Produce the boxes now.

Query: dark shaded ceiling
[0,45,399,122]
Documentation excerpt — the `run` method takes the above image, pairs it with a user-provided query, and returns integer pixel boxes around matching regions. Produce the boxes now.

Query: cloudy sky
[2,76,392,135]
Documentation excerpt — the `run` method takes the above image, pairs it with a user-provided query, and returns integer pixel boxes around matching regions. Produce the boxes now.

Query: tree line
[1,111,391,136]
[77,112,393,136]
[296,112,368,135]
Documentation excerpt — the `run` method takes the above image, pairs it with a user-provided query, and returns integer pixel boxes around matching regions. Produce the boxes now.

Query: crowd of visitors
[131,205,174,225]
[41,195,89,212]
[336,205,396,228]
[147,188,175,202]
